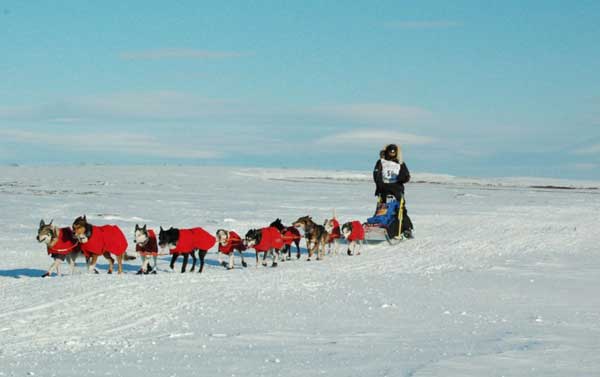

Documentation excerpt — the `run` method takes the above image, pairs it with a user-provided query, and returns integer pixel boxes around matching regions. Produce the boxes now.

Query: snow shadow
[0,268,47,279]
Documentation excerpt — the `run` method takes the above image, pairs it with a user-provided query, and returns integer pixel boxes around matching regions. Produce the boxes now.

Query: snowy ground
[0,166,599,377]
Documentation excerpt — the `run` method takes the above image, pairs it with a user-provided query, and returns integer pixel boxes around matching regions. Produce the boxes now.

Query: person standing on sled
[372,144,414,239]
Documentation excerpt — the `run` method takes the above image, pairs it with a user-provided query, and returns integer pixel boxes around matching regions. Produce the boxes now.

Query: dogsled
[363,196,402,245]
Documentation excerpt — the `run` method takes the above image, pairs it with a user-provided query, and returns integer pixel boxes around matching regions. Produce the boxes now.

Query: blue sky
[1,0,599,179]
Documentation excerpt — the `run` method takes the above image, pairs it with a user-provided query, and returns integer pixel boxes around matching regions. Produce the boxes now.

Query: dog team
[36,214,366,277]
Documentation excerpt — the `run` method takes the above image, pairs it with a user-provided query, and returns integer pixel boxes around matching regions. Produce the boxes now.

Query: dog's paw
[242,261,248,268]
[41,272,50,278]
[271,262,278,268]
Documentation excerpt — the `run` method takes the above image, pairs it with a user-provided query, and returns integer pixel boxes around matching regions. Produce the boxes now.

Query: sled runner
[363,196,402,245]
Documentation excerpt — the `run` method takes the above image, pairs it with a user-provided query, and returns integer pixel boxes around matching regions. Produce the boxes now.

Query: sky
[0,0,599,179]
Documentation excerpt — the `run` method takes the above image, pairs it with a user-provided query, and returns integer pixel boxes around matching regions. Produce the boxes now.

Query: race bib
[381,159,400,183]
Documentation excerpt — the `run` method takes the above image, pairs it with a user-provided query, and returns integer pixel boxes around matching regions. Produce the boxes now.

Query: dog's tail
[123,253,136,261]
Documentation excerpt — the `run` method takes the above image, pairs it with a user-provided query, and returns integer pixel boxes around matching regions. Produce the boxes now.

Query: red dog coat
[170,227,216,255]
[47,227,79,256]
[136,229,158,257]
[346,221,365,242]
[327,219,341,243]
[282,227,301,246]
[218,231,246,254]
[80,225,128,256]
[253,227,284,253]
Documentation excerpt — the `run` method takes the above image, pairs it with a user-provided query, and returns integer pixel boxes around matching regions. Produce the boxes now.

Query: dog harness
[47,228,79,256]
[327,219,341,243]
[170,227,216,254]
[253,227,284,252]
[218,231,246,254]
[282,226,301,246]
[80,225,128,256]
[136,229,158,257]
[346,221,365,242]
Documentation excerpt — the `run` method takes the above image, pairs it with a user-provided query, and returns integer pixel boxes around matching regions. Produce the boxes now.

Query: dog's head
[216,229,229,246]
[323,218,337,234]
[134,224,149,245]
[244,228,262,247]
[292,216,313,230]
[72,215,92,243]
[37,219,56,245]
[158,227,179,249]
[341,222,353,239]
[269,218,285,232]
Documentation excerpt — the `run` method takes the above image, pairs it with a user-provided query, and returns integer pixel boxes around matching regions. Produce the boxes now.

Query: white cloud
[120,48,246,60]
[0,91,243,122]
[385,21,462,30]
[315,103,432,124]
[315,129,436,146]
[574,144,600,155]
[0,129,218,159]
[571,163,599,171]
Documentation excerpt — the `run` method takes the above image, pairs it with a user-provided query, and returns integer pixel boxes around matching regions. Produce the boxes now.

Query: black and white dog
[134,224,158,274]
[269,218,301,261]
[158,226,216,273]
[244,227,283,267]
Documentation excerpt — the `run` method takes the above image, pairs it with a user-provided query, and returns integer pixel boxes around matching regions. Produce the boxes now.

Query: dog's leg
[137,255,147,275]
[347,241,355,256]
[238,250,247,268]
[151,255,158,274]
[228,252,234,269]
[67,253,77,275]
[255,252,259,268]
[46,257,60,277]
[217,251,225,267]
[43,259,56,277]
[272,248,278,267]
[169,253,178,270]
[334,239,339,256]
[295,240,301,259]
[181,253,189,273]
[104,252,114,274]
[262,250,268,266]
[356,240,363,256]
[189,250,197,272]
[117,254,124,274]
[285,245,291,261]
[88,255,99,273]
[198,250,207,273]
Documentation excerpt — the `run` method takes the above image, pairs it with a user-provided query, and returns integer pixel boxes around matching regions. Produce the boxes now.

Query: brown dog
[72,215,133,274]
[292,216,328,261]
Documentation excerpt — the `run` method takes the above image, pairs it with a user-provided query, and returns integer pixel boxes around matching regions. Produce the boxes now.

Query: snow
[0,166,599,376]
